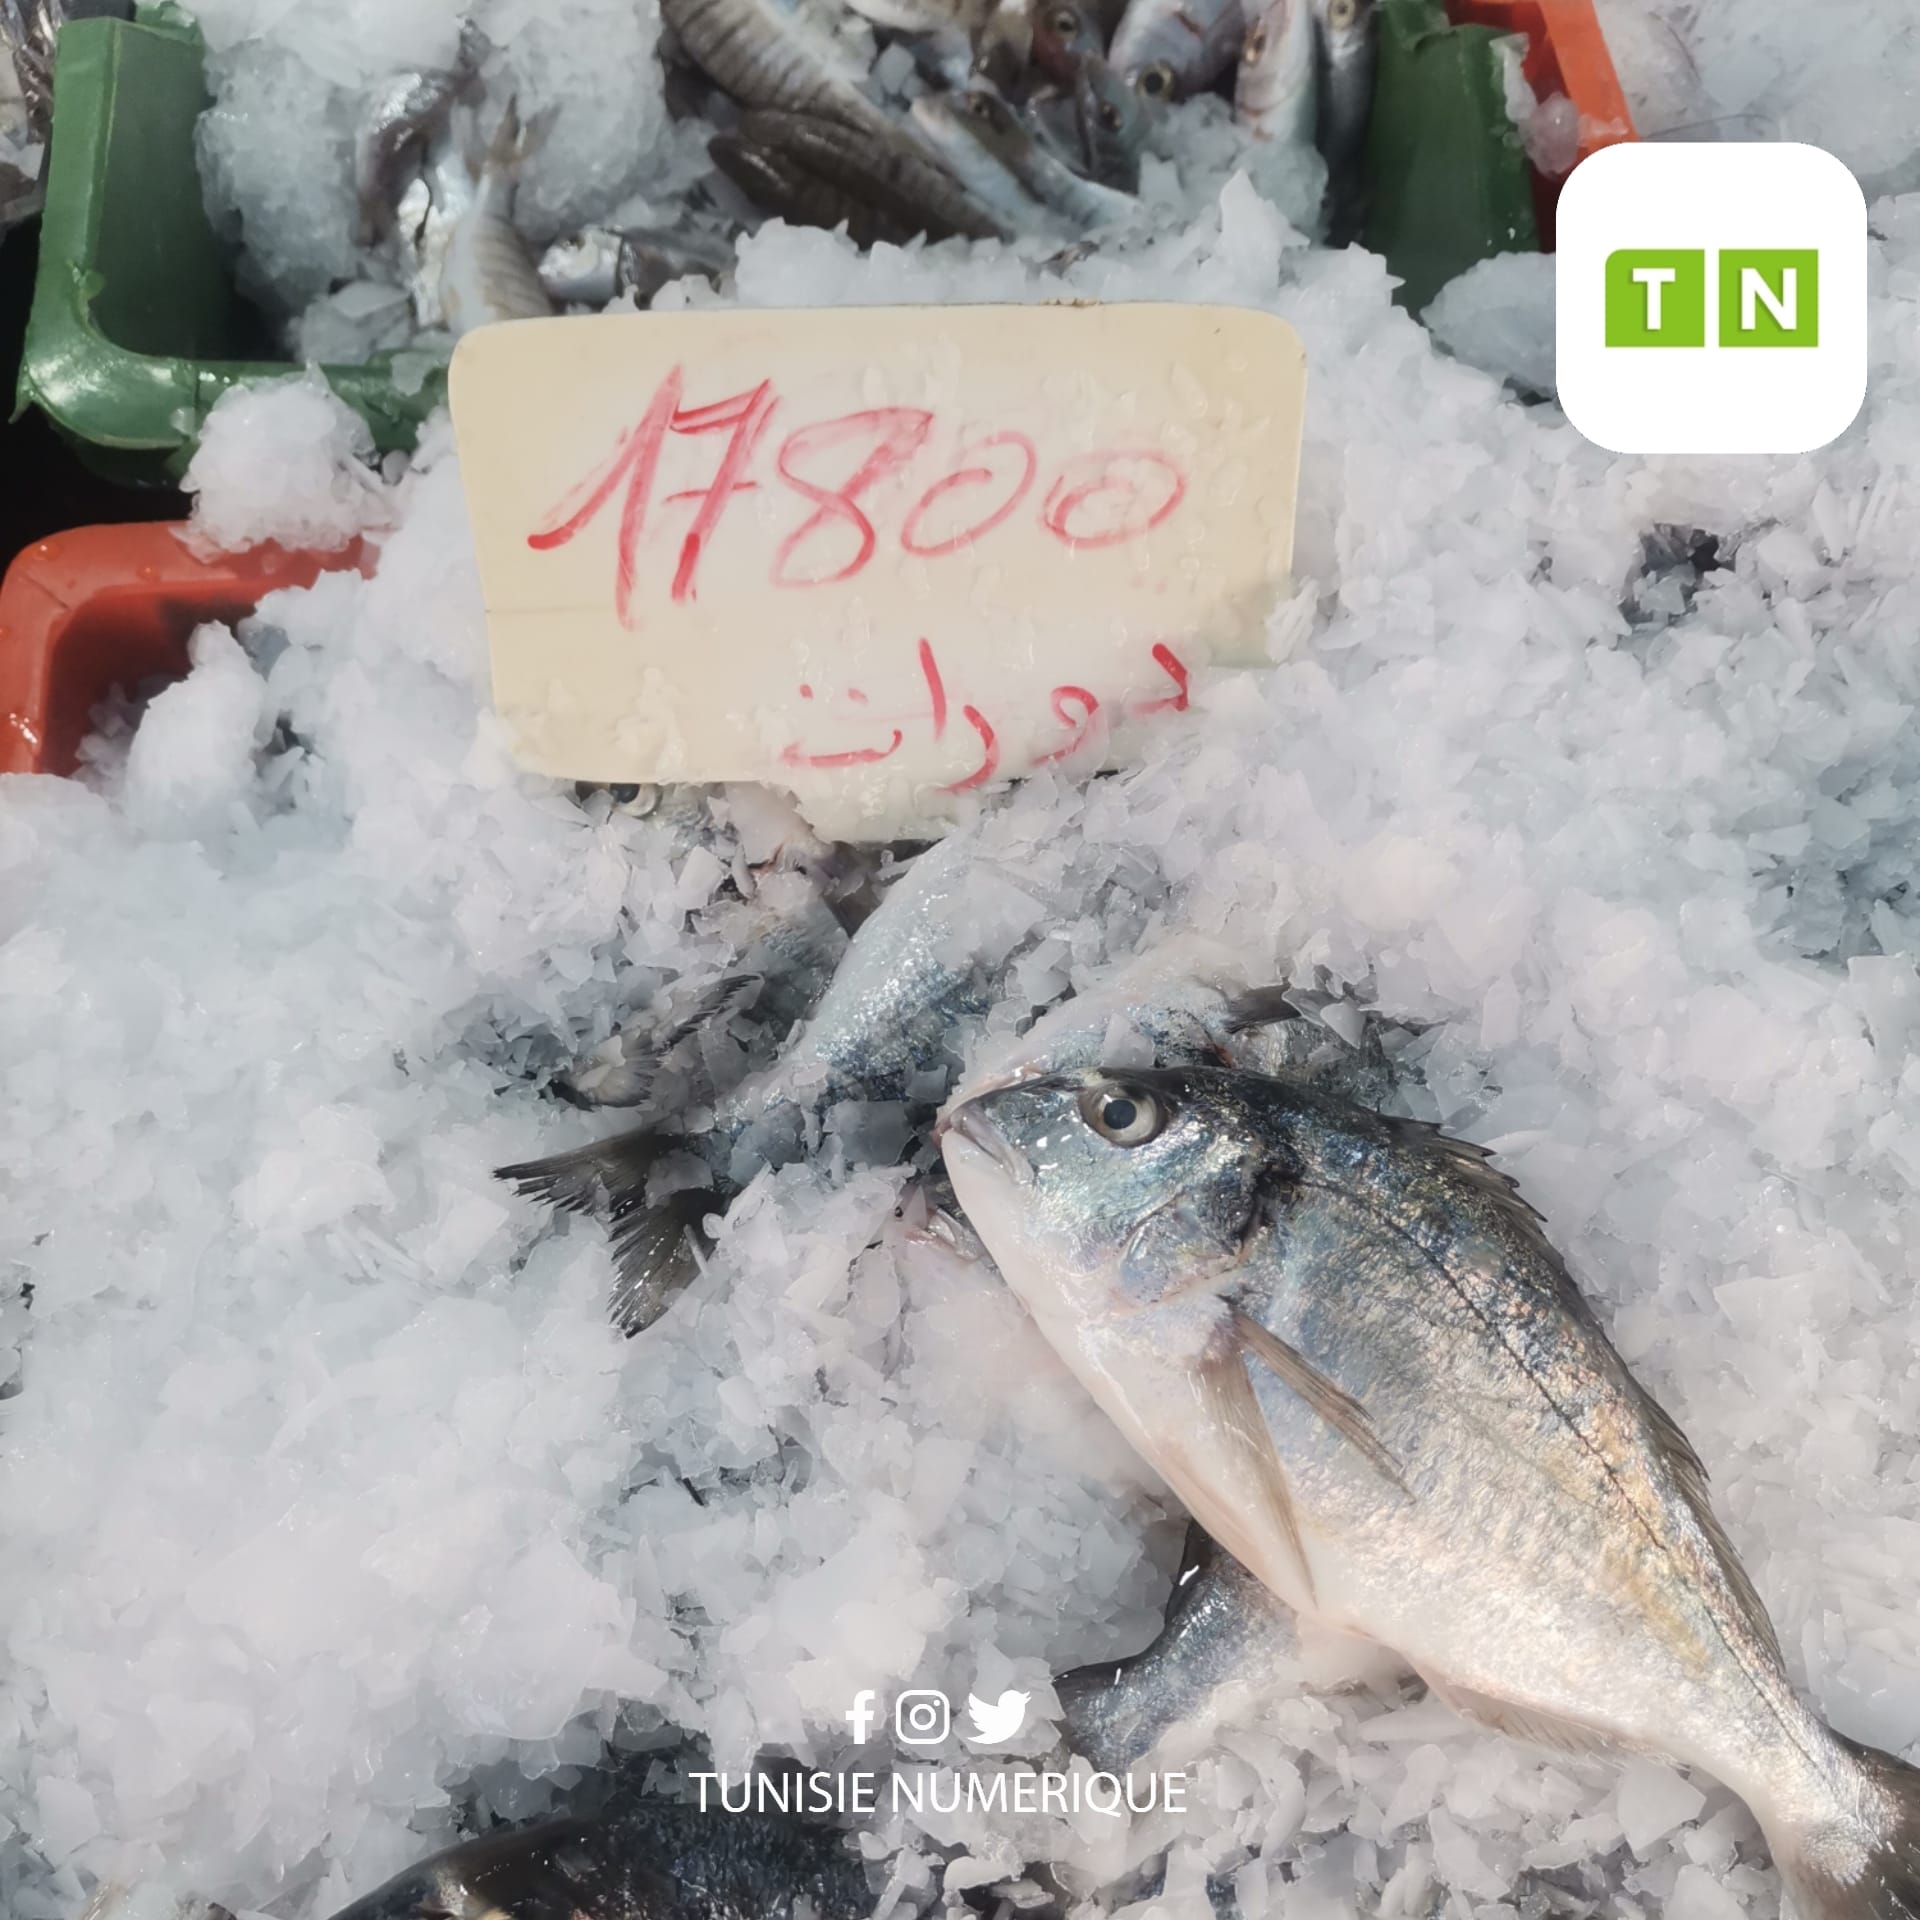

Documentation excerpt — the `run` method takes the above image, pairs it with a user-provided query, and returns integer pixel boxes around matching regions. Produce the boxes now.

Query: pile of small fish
[329,0,1375,347]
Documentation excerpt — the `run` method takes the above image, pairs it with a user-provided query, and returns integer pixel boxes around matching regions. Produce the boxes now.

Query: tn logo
[1605,248,1820,349]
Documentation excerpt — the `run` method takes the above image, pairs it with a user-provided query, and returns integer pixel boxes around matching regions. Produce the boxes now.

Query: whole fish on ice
[911,88,1137,232]
[500,829,1062,1332]
[942,1062,1920,1919]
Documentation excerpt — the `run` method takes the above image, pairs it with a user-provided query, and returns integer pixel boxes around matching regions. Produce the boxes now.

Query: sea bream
[499,828,1062,1333]
[324,1788,874,1920]
[941,1063,1920,1919]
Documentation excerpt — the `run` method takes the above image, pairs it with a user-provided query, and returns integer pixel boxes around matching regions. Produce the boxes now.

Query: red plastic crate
[0,524,367,778]
[1447,0,1637,249]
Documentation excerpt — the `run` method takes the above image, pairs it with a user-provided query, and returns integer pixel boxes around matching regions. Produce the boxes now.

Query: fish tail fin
[607,1186,716,1337]
[1772,1733,1920,1920]
[497,1129,719,1337]
[496,1123,661,1219]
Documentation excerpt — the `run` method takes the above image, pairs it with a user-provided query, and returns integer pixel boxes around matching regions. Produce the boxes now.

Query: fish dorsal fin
[1387,1116,1786,1672]
[1634,1387,1786,1669]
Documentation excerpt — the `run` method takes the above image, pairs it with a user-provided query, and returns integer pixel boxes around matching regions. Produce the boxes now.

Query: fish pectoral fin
[1221,985,1308,1033]
[1232,1309,1410,1496]
[1417,1671,1620,1759]
[1194,1340,1316,1607]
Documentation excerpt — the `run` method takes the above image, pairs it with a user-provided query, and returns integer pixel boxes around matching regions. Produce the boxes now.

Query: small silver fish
[1072,54,1149,192]
[352,68,463,249]
[1108,0,1246,102]
[538,225,735,308]
[436,100,555,334]
[1233,0,1315,146]
[915,88,1136,231]
[1313,0,1376,182]
[908,93,1053,233]
[943,1062,1920,1920]
[1028,0,1105,87]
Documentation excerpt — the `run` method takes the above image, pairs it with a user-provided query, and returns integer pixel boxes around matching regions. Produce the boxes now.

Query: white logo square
[1555,142,1867,455]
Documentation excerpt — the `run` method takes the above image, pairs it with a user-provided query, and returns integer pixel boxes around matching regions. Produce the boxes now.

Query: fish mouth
[936,1100,1035,1188]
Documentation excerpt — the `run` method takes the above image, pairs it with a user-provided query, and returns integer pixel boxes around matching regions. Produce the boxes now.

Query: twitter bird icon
[966,1688,1030,1746]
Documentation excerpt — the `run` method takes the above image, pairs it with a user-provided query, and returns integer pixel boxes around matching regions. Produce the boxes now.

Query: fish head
[1316,0,1376,72]
[941,1065,1279,1318]
[1075,55,1153,155]
[1234,0,1317,139]
[947,86,1032,163]
[1029,0,1101,82]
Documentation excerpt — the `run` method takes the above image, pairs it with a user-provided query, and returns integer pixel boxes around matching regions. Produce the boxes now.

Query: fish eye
[1327,0,1355,21]
[611,782,663,816]
[1077,1083,1165,1146]
[1242,26,1266,60]
[1137,62,1174,98]
[1050,6,1077,30]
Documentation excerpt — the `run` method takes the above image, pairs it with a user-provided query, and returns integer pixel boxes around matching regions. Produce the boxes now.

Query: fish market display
[7,0,1920,1915]
[942,1062,1920,1917]
[187,0,1388,358]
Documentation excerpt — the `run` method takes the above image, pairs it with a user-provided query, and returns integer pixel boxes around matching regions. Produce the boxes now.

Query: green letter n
[1605,249,1706,347]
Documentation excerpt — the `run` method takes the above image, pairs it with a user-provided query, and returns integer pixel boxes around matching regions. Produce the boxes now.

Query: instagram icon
[893,1690,950,1746]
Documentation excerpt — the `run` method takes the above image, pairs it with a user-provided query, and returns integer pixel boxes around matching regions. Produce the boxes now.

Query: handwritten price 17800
[524,365,1191,626]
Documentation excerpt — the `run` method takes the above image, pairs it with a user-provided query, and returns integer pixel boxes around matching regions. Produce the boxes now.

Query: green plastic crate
[15,8,445,484]
[16,0,1533,483]
[1362,0,1538,315]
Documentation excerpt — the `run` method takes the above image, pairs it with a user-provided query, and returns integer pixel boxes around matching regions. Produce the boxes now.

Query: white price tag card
[450,303,1305,829]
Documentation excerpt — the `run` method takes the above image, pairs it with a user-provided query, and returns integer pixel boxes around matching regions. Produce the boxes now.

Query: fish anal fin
[1232,1308,1409,1495]
[1193,1339,1316,1607]
[1418,1672,1621,1759]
